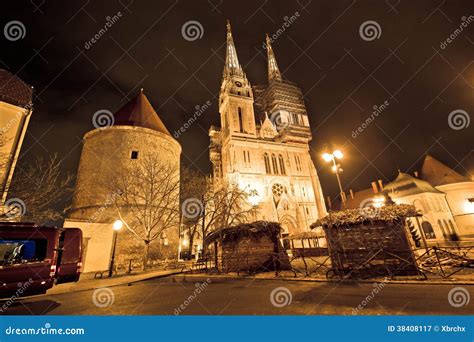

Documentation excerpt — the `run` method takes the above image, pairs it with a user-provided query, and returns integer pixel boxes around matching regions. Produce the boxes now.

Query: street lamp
[322,149,346,206]
[109,219,123,277]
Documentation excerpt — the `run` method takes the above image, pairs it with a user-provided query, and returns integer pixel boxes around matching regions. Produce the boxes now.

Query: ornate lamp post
[322,149,346,206]
[108,219,123,277]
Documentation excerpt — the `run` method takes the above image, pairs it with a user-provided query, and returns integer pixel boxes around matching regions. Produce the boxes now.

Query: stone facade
[209,23,326,237]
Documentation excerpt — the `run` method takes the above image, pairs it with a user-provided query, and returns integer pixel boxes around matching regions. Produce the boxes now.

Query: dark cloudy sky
[1,0,473,204]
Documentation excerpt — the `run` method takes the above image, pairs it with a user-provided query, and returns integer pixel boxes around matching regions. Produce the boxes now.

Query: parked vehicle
[0,222,82,298]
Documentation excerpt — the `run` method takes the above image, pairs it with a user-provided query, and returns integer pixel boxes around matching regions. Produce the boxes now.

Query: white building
[209,22,327,238]
[0,69,33,206]
[383,172,459,245]
[420,155,474,241]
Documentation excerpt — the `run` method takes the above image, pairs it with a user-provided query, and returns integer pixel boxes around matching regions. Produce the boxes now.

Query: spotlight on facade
[113,220,123,231]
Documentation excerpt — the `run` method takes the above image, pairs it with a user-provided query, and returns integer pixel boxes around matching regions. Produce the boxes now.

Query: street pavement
[2,275,473,315]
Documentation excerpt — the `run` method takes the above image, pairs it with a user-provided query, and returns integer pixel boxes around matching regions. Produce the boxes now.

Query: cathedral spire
[224,20,243,77]
[265,34,282,82]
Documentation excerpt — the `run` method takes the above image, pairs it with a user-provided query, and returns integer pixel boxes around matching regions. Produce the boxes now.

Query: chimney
[349,189,354,199]
[414,171,419,178]
[377,179,383,191]
[371,182,378,193]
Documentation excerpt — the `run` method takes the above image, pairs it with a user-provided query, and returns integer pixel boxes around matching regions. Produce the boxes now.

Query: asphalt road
[2,275,473,315]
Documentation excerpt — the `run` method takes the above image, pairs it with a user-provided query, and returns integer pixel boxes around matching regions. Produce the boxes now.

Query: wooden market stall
[311,204,422,279]
[204,221,291,274]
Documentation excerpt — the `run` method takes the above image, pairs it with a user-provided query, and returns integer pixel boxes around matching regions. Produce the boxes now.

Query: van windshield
[0,239,47,265]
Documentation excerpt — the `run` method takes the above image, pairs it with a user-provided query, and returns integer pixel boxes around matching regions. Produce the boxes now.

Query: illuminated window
[295,154,302,171]
[278,154,286,175]
[238,107,244,132]
[264,153,271,174]
[271,154,279,174]
[422,221,436,239]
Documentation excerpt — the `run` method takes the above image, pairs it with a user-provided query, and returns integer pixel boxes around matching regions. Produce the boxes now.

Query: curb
[177,273,474,286]
[44,269,185,296]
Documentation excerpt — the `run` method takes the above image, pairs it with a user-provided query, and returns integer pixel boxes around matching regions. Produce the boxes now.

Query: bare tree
[198,180,257,251]
[3,154,73,224]
[180,168,207,258]
[111,154,180,270]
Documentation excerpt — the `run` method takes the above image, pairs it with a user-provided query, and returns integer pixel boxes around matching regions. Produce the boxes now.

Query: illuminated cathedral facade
[209,22,327,236]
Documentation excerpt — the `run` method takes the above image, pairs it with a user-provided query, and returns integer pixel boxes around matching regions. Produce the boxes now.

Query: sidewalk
[47,269,184,295]
[180,272,474,285]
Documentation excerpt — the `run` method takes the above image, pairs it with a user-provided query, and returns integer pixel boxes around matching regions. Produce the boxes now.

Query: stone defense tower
[209,23,327,236]
[0,69,33,206]
[65,91,181,273]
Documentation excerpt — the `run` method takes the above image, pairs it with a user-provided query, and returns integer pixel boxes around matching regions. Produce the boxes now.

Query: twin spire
[224,21,282,82]
[265,34,282,81]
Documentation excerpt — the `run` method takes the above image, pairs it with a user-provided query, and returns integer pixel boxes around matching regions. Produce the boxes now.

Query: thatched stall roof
[205,221,281,244]
[311,204,420,228]
[284,231,322,240]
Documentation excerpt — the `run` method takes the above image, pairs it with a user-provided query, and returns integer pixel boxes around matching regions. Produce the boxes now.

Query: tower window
[271,154,279,174]
[131,151,139,159]
[292,113,300,125]
[295,154,302,171]
[278,154,286,175]
[238,107,244,132]
[264,153,271,174]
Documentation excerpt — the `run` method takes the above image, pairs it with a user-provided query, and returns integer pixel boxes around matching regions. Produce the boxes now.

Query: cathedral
[209,22,327,237]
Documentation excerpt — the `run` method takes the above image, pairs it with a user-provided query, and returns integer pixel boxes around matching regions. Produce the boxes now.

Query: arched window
[263,153,271,174]
[237,107,244,132]
[421,221,436,239]
[448,220,456,234]
[278,154,286,175]
[438,219,448,238]
[271,154,279,174]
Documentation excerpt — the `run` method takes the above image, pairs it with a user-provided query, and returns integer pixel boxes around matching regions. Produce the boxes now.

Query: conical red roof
[421,155,469,186]
[0,69,33,108]
[114,91,171,136]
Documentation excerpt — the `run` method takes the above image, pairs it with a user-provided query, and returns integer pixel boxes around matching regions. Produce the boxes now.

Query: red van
[0,223,83,298]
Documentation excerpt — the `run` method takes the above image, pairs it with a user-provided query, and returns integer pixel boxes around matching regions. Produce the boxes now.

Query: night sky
[1,0,473,204]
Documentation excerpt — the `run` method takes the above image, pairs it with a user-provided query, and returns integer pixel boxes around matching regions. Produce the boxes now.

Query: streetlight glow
[333,150,343,159]
[322,148,346,206]
[113,219,123,231]
[322,153,333,162]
